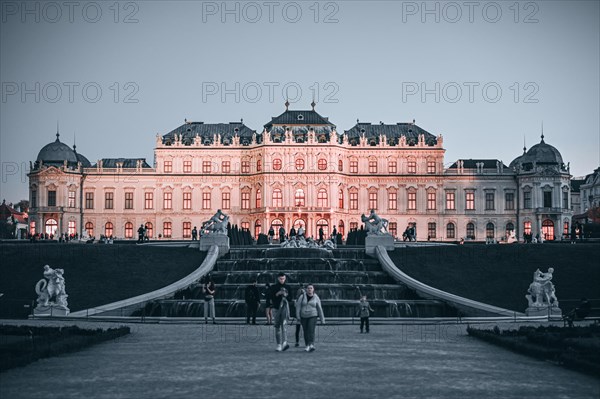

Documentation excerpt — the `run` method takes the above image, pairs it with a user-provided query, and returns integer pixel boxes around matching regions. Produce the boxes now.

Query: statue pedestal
[200,234,230,257]
[525,306,562,317]
[365,234,395,255]
[33,305,70,317]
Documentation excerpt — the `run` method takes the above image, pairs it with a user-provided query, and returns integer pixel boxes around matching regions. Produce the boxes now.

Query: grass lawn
[388,243,600,312]
[0,244,206,318]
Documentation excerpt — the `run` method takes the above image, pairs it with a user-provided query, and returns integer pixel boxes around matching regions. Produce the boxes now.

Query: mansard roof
[570,178,586,193]
[448,159,508,169]
[264,109,334,131]
[162,122,256,145]
[344,122,437,146]
[93,158,152,168]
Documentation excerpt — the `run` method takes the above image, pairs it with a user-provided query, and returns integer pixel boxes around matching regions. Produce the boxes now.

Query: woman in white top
[295,284,325,352]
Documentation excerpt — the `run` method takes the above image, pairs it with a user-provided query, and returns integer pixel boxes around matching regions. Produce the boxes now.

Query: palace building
[28,105,574,242]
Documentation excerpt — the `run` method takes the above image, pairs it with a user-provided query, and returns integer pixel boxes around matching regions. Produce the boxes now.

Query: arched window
[505,222,514,238]
[466,222,475,240]
[29,221,36,236]
[295,189,305,207]
[254,220,262,238]
[145,222,153,238]
[295,158,305,171]
[105,222,114,237]
[318,159,327,170]
[256,189,262,208]
[125,222,133,238]
[486,222,495,239]
[338,220,345,237]
[446,223,455,239]
[273,158,282,171]
[163,221,172,238]
[272,189,283,207]
[338,159,343,172]
[85,222,94,237]
[45,219,58,236]
[338,189,344,209]
[524,221,532,235]
[563,221,569,237]
[68,221,76,235]
[293,219,306,231]
[317,188,328,207]
[256,159,262,172]
[542,219,554,241]
[271,218,283,232]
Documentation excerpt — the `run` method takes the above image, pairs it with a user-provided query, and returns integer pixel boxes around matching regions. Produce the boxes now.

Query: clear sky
[1,0,599,203]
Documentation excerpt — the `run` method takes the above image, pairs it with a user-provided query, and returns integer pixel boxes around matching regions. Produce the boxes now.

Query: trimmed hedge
[0,324,130,371]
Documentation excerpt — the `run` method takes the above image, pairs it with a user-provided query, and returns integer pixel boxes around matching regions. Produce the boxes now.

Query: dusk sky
[1,0,599,203]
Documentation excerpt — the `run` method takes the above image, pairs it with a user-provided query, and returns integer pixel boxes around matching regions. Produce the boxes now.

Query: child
[356,295,374,333]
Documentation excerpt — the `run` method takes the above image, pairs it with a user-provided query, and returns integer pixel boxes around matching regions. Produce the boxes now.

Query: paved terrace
[0,320,598,399]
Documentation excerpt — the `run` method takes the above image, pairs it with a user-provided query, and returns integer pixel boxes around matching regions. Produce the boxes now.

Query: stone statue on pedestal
[200,209,229,237]
[361,209,389,236]
[34,265,69,315]
[525,267,561,316]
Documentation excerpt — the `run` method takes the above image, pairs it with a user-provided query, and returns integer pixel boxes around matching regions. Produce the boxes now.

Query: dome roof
[510,136,564,168]
[36,133,78,165]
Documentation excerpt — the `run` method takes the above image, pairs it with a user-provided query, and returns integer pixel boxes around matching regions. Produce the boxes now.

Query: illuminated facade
[28,106,574,242]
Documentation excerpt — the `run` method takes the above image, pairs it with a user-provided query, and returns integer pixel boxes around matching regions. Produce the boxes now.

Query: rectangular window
[48,190,56,207]
[407,192,416,210]
[124,192,134,209]
[427,192,436,210]
[369,160,377,174]
[388,161,397,174]
[163,222,172,238]
[524,221,532,235]
[222,192,231,210]
[183,160,192,173]
[272,190,283,207]
[563,221,569,236]
[524,190,531,209]
[68,221,76,235]
[428,222,436,239]
[241,192,250,210]
[427,161,436,174]
[465,192,475,210]
[408,161,416,174]
[183,192,192,210]
[543,191,552,208]
[202,192,211,210]
[242,161,250,174]
[256,190,262,208]
[485,192,495,210]
[350,161,358,174]
[562,191,568,209]
[144,192,153,209]
[222,161,230,173]
[104,192,113,209]
[183,222,191,238]
[389,222,397,238]
[505,192,515,210]
[349,222,358,231]
[203,161,211,174]
[349,192,358,210]
[31,190,37,208]
[368,192,377,210]
[68,191,76,208]
[446,192,455,210]
[163,192,172,210]
[85,192,93,209]
[164,160,172,173]
[388,192,397,210]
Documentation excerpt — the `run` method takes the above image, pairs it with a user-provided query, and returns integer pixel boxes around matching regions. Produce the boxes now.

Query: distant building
[28,105,575,242]
[0,200,28,239]
[574,167,600,225]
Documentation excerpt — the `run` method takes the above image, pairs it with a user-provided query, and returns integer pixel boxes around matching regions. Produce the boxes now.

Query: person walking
[356,295,374,333]
[269,273,292,352]
[137,224,145,243]
[278,226,285,243]
[202,276,216,324]
[295,284,325,352]
[293,286,305,347]
[268,226,275,244]
[192,226,198,241]
[318,226,324,243]
[245,279,260,325]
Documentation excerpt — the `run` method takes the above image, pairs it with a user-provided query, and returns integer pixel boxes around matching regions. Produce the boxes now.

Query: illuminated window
[407,192,416,210]
[164,161,172,173]
[68,221,76,235]
[349,192,358,210]
[389,222,397,238]
[318,159,327,170]
[85,222,93,237]
[427,161,436,174]
[145,222,153,238]
[104,222,113,237]
[202,192,211,210]
[242,161,250,173]
[222,161,230,173]
[317,189,328,207]
[295,189,305,207]
[408,161,416,174]
[524,221,532,235]
[466,192,475,210]
[255,189,262,208]
[295,158,305,171]
[183,222,191,238]
[163,192,172,210]
[350,160,358,173]
[273,189,283,207]
[183,192,192,210]
[144,192,153,209]
[446,192,455,210]
[338,189,344,209]
[163,222,172,238]
[183,160,192,173]
[222,192,230,210]
[369,192,377,210]
[125,222,133,238]
[203,161,211,173]
[242,192,250,210]
[273,159,282,171]
[388,161,397,174]
[369,160,377,174]
[427,192,436,210]
[254,220,262,238]
[388,192,397,210]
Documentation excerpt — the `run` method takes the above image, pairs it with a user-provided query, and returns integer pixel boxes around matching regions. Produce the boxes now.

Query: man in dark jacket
[245,279,261,325]
[269,272,292,351]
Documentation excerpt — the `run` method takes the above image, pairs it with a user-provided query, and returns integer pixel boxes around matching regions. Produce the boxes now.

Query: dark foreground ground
[0,320,597,399]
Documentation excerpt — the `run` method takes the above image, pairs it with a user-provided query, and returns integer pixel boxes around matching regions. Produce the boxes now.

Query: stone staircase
[141,247,457,318]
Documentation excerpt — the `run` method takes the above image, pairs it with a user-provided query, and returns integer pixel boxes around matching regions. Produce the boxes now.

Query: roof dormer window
[297,114,304,121]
